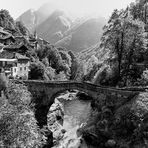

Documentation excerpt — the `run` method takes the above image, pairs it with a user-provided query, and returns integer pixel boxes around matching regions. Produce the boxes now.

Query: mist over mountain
[55,17,105,52]
[36,10,72,43]
[17,3,106,52]
[17,3,58,32]
[17,9,36,32]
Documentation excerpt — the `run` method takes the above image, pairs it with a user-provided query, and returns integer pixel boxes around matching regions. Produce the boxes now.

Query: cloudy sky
[1,0,135,19]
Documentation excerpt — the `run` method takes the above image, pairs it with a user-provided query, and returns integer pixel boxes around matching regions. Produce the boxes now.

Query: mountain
[36,10,72,43]
[55,17,106,52]
[16,3,58,33]
[17,3,106,52]
[78,42,110,64]
[16,9,36,32]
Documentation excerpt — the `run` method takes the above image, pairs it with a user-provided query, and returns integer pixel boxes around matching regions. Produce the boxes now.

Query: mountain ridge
[17,3,106,52]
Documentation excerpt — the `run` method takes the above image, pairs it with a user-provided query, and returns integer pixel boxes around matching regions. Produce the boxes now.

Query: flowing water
[48,92,92,148]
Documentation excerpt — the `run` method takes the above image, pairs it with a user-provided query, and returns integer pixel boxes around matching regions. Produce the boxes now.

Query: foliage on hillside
[0,9,83,82]
[79,92,148,148]
[80,0,148,87]
[0,81,46,147]
[0,9,29,36]
[28,44,83,81]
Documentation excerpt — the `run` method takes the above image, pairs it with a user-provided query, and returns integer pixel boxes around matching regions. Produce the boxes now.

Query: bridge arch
[35,88,94,128]
[50,87,94,102]
[14,80,139,128]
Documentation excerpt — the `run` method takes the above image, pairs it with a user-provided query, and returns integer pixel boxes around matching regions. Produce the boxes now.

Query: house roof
[4,42,24,49]
[0,27,10,35]
[0,51,14,59]
[15,36,27,42]
[0,27,15,41]
[15,53,30,60]
[0,51,29,61]
[3,42,31,52]
[0,35,14,40]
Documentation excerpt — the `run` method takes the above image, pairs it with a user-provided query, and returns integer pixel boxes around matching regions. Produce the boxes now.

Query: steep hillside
[17,3,106,52]
[16,9,36,32]
[36,10,72,43]
[55,17,106,52]
[17,3,58,33]
[35,2,58,24]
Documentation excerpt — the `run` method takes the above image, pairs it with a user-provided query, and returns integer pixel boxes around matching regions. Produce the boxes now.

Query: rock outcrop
[47,92,92,148]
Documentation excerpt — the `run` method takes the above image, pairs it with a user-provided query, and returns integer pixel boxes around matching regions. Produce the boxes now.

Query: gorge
[1,0,148,147]
[13,79,148,147]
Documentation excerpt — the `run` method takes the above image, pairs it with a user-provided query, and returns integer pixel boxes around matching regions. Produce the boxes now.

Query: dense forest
[76,0,148,88]
[1,0,148,147]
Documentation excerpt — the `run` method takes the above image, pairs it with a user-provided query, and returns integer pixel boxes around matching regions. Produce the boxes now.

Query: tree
[42,58,49,67]
[100,9,145,86]
[130,0,148,23]
[0,81,46,147]
[68,51,79,80]
[29,61,47,80]
[84,55,98,75]
[54,71,67,81]
[0,72,8,92]
[59,50,72,67]
[0,9,16,33]
[74,62,85,81]
[36,45,71,76]
[16,21,29,36]
[45,66,55,80]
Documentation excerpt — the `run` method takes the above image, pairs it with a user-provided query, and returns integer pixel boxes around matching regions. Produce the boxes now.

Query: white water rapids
[48,92,92,148]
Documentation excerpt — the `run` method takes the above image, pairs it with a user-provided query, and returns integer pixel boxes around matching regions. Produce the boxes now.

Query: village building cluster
[0,26,49,80]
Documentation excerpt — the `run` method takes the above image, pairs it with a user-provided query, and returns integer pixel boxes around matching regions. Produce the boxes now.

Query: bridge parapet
[13,80,145,96]
[11,79,148,128]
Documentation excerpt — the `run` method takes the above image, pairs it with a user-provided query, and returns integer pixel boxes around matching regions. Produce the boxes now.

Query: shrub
[29,61,46,80]
[0,82,46,147]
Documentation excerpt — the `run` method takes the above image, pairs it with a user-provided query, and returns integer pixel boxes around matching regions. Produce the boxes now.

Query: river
[47,91,93,148]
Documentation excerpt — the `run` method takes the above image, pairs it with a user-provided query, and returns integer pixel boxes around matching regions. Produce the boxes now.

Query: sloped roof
[3,42,31,52]
[0,35,14,40]
[0,27,10,35]
[0,51,14,59]
[0,27,15,40]
[15,36,28,42]
[0,51,29,60]
[4,42,24,49]
[15,53,29,60]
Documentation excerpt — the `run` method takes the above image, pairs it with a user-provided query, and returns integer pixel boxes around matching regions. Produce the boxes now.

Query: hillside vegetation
[78,0,148,88]
[1,0,148,147]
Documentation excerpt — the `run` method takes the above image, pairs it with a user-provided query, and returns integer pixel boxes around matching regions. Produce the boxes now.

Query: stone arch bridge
[14,80,146,127]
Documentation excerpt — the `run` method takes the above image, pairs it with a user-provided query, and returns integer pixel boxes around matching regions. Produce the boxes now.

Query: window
[14,68,16,73]
[24,67,26,71]
[20,67,22,71]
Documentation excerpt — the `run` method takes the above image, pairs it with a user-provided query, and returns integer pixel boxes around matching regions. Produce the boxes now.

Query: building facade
[0,52,30,79]
[15,53,30,79]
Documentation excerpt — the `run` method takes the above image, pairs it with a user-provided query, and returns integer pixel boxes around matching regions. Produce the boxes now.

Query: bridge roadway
[14,79,148,97]
[13,80,148,127]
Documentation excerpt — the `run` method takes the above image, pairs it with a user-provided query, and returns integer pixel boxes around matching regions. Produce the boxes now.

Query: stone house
[15,53,30,79]
[3,42,30,54]
[0,58,17,78]
[0,52,30,79]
